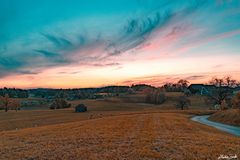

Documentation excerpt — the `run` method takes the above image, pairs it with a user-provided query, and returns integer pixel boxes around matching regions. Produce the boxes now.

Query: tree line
[0,76,240,111]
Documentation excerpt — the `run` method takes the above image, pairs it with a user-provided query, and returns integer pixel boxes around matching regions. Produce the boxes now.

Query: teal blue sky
[0,0,240,88]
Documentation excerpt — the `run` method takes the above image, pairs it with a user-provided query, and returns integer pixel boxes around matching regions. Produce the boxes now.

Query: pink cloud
[177,29,240,53]
[120,71,240,87]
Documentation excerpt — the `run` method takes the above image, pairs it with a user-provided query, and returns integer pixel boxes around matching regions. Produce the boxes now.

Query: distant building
[233,87,240,95]
[94,92,109,99]
[188,84,216,95]
[188,84,240,96]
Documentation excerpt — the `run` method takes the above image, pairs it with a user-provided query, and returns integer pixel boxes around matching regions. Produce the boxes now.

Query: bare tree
[225,76,237,87]
[176,96,190,110]
[145,88,166,104]
[209,77,224,87]
[50,97,71,109]
[210,76,237,88]
[236,82,240,87]
[207,77,237,109]
[0,94,11,112]
[177,79,189,89]
[11,99,21,112]
[162,79,189,92]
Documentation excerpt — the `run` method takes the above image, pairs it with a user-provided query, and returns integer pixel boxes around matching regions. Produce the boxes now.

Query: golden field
[0,97,239,160]
[0,98,165,132]
[0,111,239,160]
[0,97,213,132]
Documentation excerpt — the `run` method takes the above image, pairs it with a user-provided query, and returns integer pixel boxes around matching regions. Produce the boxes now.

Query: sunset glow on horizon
[0,0,240,88]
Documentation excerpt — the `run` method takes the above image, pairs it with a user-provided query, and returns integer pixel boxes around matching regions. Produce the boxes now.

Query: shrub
[50,98,71,109]
[220,100,228,110]
[0,94,10,112]
[204,97,216,107]
[176,96,190,110]
[75,104,87,112]
[145,89,166,104]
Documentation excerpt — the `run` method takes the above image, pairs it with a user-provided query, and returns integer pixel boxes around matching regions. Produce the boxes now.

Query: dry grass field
[0,97,214,132]
[0,98,167,132]
[0,97,239,160]
[0,112,239,160]
[0,100,212,131]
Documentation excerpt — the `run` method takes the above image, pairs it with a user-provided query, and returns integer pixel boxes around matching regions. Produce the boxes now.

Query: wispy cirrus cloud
[41,33,73,49]
[34,49,59,57]
[0,0,240,88]
[105,1,205,56]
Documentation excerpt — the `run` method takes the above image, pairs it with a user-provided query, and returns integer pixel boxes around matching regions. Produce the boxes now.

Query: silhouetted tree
[11,99,21,111]
[177,79,189,90]
[162,80,189,92]
[0,94,11,112]
[163,83,173,91]
[176,96,190,110]
[225,76,237,88]
[207,77,237,109]
[145,88,166,104]
[50,97,71,109]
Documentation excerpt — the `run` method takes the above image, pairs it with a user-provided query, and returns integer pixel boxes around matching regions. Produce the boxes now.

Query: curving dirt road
[191,115,240,136]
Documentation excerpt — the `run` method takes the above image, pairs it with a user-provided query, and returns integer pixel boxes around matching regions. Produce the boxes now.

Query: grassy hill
[209,109,240,126]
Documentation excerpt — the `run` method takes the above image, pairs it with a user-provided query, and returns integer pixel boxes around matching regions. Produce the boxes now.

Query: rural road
[191,115,240,136]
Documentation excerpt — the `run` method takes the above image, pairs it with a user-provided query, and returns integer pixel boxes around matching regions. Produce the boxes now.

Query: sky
[0,0,240,88]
